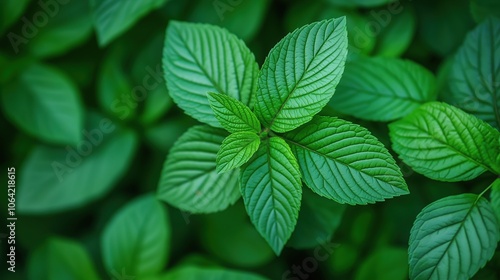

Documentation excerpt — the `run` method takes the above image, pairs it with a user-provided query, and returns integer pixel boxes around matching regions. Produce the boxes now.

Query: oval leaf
[217,132,260,173]
[17,113,138,214]
[1,63,84,145]
[102,194,170,277]
[90,0,167,46]
[330,57,436,121]
[448,17,500,129]
[285,116,409,205]
[389,102,500,182]
[157,125,240,213]
[28,238,100,280]
[409,194,500,280]
[207,92,261,133]
[163,21,258,127]
[255,17,348,133]
[241,137,302,255]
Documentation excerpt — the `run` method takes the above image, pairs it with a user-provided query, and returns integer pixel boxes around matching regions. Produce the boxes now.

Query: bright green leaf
[163,21,258,127]
[241,137,302,255]
[148,265,268,280]
[28,0,93,58]
[1,63,84,145]
[330,57,436,121]
[28,238,100,280]
[216,132,260,173]
[448,17,500,129]
[102,194,170,277]
[207,92,261,133]
[409,194,500,280]
[288,187,345,249]
[90,0,167,46]
[470,0,500,23]
[285,116,408,205]
[17,113,138,214]
[389,102,500,182]
[157,125,240,213]
[255,17,348,133]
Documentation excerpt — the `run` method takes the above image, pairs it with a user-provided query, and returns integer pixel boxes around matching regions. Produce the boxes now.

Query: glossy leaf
[241,137,302,254]
[207,92,261,133]
[157,125,240,213]
[389,102,500,181]
[255,17,348,132]
[1,63,84,145]
[330,57,436,121]
[102,194,170,277]
[17,113,138,214]
[216,132,260,173]
[163,21,258,127]
[448,17,500,129]
[285,116,408,205]
[90,0,167,46]
[409,194,500,280]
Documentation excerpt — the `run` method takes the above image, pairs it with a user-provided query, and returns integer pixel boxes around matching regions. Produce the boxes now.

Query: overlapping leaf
[390,102,500,181]
[330,57,436,121]
[163,21,258,127]
[254,17,348,132]
[102,194,170,277]
[448,17,500,129]
[241,137,302,254]
[157,125,240,213]
[285,116,408,204]
[409,194,500,280]
[217,132,260,173]
[207,92,261,133]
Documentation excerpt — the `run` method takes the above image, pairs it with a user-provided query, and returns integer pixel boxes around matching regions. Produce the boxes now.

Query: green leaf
[157,125,240,213]
[163,21,258,127]
[102,194,170,277]
[409,194,500,280]
[28,0,93,58]
[1,63,84,145]
[17,113,138,214]
[284,116,408,205]
[217,132,260,173]
[187,0,270,41]
[0,0,30,35]
[470,0,500,23]
[355,247,407,280]
[28,238,100,280]
[254,17,348,133]
[241,137,302,255]
[90,0,167,46]
[199,203,274,268]
[148,265,268,280]
[373,7,416,57]
[288,188,345,249]
[389,102,500,182]
[327,0,395,8]
[490,178,500,223]
[330,57,436,121]
[448,17,500,129]
[207,92,261,133]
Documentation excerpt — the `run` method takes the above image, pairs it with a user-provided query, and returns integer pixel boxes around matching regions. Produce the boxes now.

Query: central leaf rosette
[158,18,409,254]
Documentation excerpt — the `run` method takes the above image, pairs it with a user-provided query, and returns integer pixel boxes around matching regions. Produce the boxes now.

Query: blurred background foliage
[0,0,499,279]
